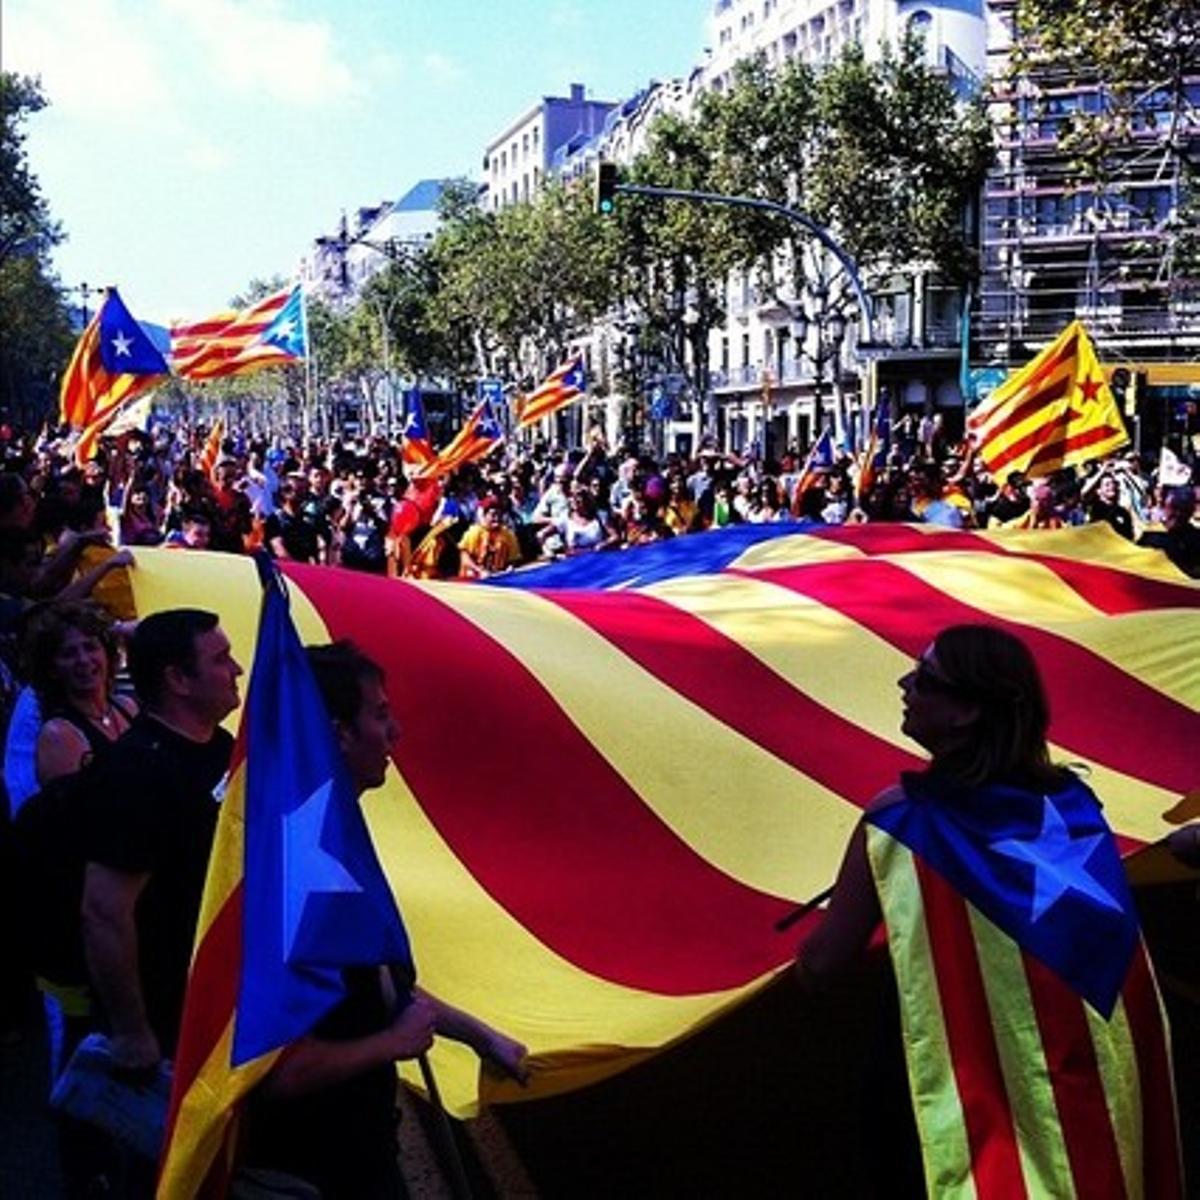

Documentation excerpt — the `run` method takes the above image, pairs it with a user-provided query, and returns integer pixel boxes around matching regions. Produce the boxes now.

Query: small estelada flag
[967,320,1128,479]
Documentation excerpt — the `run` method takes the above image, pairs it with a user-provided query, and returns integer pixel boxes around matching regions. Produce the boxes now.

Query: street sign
[478,378,504,405]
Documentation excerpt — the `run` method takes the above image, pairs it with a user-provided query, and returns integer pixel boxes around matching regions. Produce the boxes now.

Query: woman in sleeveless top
[24,600,137,788]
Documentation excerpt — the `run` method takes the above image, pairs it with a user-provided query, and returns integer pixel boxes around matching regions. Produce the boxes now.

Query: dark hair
[0,472,29,521]
[305,640,385,726]
[925,624,1066,790]
[129,609,219,707]
[181,508,210,527]
[23,600,119,708]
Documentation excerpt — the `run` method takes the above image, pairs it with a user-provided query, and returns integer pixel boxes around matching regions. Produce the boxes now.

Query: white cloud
[6,0,174,121]
[421,52,465,85]
[161,0,359,106]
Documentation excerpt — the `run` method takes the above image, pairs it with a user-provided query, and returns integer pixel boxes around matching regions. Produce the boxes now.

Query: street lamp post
[791,304,849,446]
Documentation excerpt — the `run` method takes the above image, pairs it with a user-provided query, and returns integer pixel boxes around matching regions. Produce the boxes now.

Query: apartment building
[978,0,1200,452]
[482,84,616,212]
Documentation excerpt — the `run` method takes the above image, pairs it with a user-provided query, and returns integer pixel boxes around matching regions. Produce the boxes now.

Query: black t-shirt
[244,966,401,1199]
[265,509,320,563]
[83,716,233,1055]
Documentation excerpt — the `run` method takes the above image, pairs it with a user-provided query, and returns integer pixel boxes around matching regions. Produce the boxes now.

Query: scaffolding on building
[978,1,1200,372]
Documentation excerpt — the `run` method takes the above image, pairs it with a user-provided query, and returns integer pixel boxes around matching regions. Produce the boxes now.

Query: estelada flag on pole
[60,287,168,454]
[170,285,306,382]
[198,418,225,478]
[400,387,437,468]
[516,357,585,428]
[417,400,503,478]
[867,773,1182,1197]
[157,559,411,1199]
[967,320,1128,479]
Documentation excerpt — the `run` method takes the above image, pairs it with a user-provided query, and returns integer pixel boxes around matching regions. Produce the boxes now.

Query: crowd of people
[0,411,1196,1197]
[0,413,1195,588]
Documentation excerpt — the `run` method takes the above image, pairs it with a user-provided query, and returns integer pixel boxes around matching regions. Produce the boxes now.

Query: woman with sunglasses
[794,624,1181,1198]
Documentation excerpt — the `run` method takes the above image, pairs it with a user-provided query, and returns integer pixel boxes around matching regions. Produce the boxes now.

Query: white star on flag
[111,331,133,358]
[992,796,1124,922]
[281,778,363,960]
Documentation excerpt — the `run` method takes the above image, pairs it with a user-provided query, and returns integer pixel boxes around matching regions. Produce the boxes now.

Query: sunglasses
[911,661,964,696]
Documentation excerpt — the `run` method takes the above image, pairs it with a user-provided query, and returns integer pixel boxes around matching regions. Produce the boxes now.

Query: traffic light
[594,161,618,215]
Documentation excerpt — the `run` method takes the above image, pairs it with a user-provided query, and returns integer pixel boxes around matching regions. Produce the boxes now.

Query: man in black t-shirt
[81,609,242,1068]
[265,479,322,564]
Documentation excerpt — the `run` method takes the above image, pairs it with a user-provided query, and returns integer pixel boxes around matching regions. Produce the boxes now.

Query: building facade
[977,0,1200,454]
[482,84,617,212]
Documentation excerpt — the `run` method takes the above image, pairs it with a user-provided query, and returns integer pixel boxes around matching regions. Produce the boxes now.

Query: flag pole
[417,1052,475,1200]
[387,963,474,1199]
[774,884,835,933]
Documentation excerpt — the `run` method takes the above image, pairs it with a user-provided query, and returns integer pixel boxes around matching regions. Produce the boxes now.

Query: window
[741,333,751,368]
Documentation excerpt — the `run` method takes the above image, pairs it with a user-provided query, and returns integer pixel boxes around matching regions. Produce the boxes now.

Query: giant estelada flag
[129,522,1199,1127]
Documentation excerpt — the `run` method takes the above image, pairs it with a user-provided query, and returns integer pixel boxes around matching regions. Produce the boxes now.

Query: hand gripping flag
[967,320,1128,479]
[170,285,307,382]
[517,357,586,429]
[157,558,411,1199]
[400,387,437,469]
[418,400,503,478]
[129,523,1199,1121]
[866,774,1182,1197]
[60,288,169,457]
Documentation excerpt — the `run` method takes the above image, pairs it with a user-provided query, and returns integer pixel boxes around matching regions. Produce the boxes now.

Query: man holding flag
[159,572,526,1199]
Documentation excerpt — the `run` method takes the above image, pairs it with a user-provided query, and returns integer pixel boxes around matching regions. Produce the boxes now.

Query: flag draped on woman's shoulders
[157,560,411,1199]
[866,772,1183,1198]
[967,320,1128,479]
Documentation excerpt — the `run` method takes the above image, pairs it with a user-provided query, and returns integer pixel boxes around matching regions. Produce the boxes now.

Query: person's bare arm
[259,991,437,1100]
[35,720,91,786]
[56,547,134,602]
[794,785,903,988]
[81,862,160,1067]
[419,988,528,1082]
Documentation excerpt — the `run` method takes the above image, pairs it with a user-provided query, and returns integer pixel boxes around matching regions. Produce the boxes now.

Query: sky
[6,0,709,322]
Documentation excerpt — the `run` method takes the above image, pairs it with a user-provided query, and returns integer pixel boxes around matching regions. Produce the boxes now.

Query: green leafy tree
[0,73,74,422]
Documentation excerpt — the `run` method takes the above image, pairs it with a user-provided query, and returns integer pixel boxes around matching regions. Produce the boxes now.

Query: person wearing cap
[458,496,522,578]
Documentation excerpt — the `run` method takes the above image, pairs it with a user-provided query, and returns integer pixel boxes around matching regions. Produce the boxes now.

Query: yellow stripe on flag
[866,830,976,1198]
[967,904,1075,1198]
[431,581,857,898]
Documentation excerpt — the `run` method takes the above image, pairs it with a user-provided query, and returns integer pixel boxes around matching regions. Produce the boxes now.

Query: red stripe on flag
[1025,422,1126,474]
[969,333,1076,430]
[805,525,1200,615]
[547,588,918,805]
[915,859,1027,1197]
[742,558,1198,797]
[285,564,801,993]
[162,883,244,1145]
[1121,944,1185,1199]
[973,373,1072,444]
[1021,952,1128,1198]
